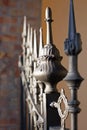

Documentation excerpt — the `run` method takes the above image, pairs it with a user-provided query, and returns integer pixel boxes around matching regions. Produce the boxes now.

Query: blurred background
[0,0,87,130]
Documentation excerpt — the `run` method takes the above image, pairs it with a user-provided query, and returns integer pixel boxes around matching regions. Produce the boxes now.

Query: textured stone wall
[0,0,42,130]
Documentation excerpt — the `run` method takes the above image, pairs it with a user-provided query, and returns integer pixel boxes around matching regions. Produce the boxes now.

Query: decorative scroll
[50,89,69,129]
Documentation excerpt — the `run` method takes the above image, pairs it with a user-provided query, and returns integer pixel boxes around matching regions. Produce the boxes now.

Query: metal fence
[18,0,83,130]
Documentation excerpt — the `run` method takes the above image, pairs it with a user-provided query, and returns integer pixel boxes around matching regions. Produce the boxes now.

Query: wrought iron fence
[18,0,83,130]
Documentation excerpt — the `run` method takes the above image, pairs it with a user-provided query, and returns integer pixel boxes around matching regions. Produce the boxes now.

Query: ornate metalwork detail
[33,7,67,93]
[18,14,45,129]
[18,1,83,130]
[26,90,44,127]
[19,6,67,130]
[64,0,82,56]
[50,89,69,129]
[64,1,83,130]
[64,33,82,55]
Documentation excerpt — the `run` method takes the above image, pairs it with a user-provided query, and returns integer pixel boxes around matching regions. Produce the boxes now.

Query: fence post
[64,0,83,130]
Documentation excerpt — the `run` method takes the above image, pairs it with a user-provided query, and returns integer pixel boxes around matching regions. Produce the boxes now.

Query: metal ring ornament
[57,89,69,120]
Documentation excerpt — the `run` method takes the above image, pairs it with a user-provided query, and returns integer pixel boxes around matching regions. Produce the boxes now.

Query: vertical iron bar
[43,93,47,130]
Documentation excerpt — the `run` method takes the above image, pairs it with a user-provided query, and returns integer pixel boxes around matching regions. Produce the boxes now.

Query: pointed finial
[34,29,37,59]
[26,24,31,56]
[39,27,43,57]
[68,0,76,40]
[22,16,27,37]
[64,0,82,55]
[26,24,30,47]
[30,27,33,54]
[45,7,53,44]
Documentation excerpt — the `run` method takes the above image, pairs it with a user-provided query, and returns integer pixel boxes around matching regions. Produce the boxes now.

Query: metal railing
[18,0,83,130]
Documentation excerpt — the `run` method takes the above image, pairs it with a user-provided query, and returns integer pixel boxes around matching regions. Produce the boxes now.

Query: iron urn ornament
[33,7,67,93]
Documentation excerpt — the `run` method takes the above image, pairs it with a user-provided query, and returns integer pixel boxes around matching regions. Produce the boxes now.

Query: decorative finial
[39,28,43,57]
[22,16,27,37]
[26,24,30,47]
[68,0,76,40]
[45,7,52,21]
[64,0,82,55]
[33,7,67,93]
[26,24,31,56]
[30,27,33,54]
[34,29,37,59]
[45,7,53,45]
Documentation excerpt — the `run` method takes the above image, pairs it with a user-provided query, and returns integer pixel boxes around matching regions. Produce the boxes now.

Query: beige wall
[42,0,87,130]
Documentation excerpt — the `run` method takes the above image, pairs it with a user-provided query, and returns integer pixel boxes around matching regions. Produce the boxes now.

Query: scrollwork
[50,89,69,129]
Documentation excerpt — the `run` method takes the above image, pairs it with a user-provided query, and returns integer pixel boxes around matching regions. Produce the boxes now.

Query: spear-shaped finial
[26,24,31,56]
[64,0,82,55]
[22,16,27,37]
[39,27,43,57]
[26,24,30,47]
[45,7,53,45]
[30,27,33,54]
[22,16,27,46]
[34,29,37,59]
[68,0,76,40]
